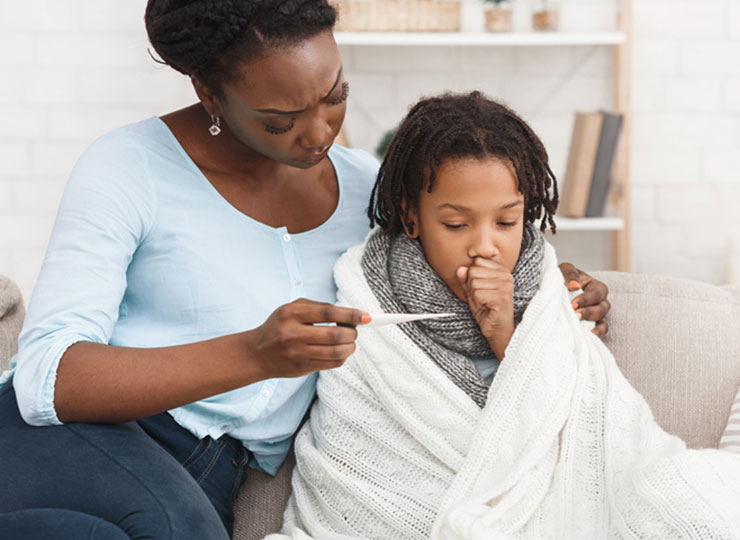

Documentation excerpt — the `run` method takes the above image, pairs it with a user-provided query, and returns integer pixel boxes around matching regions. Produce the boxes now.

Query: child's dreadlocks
[369,91,559,236]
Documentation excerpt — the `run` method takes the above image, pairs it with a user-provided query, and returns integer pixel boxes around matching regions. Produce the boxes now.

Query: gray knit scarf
[361,223,545,408]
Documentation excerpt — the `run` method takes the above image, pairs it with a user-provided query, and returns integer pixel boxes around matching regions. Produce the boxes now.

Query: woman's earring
[209,115,221,136]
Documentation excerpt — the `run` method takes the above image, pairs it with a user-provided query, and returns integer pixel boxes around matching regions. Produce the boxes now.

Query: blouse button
[282,233,291,242]
[261,388,271,398]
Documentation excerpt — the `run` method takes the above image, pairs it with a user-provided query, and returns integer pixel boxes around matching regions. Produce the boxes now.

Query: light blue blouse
[0,117,379,474]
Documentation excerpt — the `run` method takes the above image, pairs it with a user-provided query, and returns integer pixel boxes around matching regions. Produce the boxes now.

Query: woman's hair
[145,0,337,97]
[369,91,559,235]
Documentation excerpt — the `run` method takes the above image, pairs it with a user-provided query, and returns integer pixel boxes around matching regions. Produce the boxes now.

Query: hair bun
[144,0,336,93]
[145,0,260,76]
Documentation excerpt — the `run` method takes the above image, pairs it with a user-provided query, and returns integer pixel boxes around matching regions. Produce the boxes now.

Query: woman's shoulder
[81,117,176,162]
[330,145,380,178]
[69,117,185,193]
[329,144,380,204]
[61,118,179,218]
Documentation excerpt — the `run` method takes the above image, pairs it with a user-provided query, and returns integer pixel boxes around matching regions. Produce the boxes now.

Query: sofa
[1,271,739,540]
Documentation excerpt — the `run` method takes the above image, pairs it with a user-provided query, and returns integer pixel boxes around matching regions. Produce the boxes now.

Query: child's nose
[468,229,499,259]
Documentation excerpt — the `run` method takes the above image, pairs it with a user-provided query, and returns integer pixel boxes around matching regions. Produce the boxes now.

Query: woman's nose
[300,109,333,150]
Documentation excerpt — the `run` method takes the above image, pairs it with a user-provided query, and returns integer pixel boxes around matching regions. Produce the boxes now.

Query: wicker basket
[532,9,559,31]
[484,7,513,32]
[333,0,462,32]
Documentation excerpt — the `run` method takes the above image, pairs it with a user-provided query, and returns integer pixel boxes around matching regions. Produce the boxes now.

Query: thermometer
[363,312,455,327]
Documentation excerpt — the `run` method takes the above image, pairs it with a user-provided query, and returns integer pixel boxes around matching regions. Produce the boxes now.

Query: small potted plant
[483,0,514,33]
[375,128,397,159]
[532,0,558,31]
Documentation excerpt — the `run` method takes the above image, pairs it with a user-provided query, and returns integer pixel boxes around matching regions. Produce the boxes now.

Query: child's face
[406,157,525,302]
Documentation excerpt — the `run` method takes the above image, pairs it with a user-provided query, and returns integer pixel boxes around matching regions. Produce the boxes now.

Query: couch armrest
[0,275,25,373]
[593,271,740,449]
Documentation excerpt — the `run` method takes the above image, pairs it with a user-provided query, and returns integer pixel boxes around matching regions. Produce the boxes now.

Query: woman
[0,2,610,539]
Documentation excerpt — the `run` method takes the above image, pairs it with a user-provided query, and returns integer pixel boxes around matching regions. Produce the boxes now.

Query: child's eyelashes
[443,221,517,230]
[264,120,295,135]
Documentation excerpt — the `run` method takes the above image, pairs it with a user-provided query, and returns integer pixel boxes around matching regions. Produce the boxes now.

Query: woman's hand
[248,298,370,379]
[456,257,515,360]
[558,263,611,339]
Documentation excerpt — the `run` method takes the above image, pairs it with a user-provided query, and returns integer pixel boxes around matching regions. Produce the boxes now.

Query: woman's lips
[309,145,331,161]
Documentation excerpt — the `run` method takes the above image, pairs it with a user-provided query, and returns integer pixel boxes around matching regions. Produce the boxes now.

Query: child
[365,90,558,397]
[269,92,740,540]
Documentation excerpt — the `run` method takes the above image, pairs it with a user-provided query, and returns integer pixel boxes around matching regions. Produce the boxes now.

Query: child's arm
[455,258,515,361]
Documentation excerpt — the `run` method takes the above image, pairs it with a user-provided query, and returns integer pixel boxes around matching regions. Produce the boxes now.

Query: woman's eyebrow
[252,67,343,116]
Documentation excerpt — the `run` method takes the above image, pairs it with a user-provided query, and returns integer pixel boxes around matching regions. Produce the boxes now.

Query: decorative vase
[484,6,513,32]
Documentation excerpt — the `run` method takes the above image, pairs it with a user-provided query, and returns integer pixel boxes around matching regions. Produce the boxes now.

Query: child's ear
[401,204,420,239]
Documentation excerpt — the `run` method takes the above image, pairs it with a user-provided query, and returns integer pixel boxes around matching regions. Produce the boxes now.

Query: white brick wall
[631,0,740,284]
[0,0,194,300]
[0,0,738,302]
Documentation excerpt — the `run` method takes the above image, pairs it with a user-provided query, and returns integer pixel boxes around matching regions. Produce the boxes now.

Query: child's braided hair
[369,91,559,235]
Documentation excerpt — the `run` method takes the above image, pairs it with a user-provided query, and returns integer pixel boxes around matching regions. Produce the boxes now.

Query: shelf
[334,0,632,270]
[334,31,626,47]
[551,216,624,232]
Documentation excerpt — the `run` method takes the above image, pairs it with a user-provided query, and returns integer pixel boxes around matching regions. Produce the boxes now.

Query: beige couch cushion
[0,275,24,373]
[233,451,295,540]
[593,271,740,449]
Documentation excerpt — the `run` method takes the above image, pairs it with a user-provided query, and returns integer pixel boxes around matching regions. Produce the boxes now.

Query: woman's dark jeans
[0,379,251,540]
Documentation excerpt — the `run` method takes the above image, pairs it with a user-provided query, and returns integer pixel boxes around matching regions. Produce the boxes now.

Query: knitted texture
[361,224,544,408]
[267,235,740,540]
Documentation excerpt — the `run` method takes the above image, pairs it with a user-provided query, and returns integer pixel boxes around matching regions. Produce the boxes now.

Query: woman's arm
[12,133,366,425]
[54,300,367,424]
[559,263,611,338]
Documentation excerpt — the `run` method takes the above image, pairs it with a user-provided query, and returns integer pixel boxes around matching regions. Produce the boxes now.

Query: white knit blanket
[267,240,740,540]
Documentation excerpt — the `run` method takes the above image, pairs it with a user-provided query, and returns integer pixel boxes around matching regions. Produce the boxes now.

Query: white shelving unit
[335,31,626,47]
[336,1,632,270]
[555,216,624,232]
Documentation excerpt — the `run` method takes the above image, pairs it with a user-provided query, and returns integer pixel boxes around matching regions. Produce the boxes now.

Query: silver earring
[209,115,221,136]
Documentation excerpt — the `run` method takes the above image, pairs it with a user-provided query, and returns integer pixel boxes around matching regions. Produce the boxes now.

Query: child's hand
[456,257,515,360]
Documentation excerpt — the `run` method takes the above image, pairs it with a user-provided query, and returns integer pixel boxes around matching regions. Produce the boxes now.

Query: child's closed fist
[456,257,515,360]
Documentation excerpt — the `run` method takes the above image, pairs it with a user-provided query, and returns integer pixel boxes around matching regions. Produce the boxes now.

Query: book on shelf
[558,112,603,218]
[558,110,623,219]
[585,111,623,217]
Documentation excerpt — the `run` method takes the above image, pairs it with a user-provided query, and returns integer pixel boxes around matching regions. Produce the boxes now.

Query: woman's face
[210,30,347,169]
[406,157,525,302]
